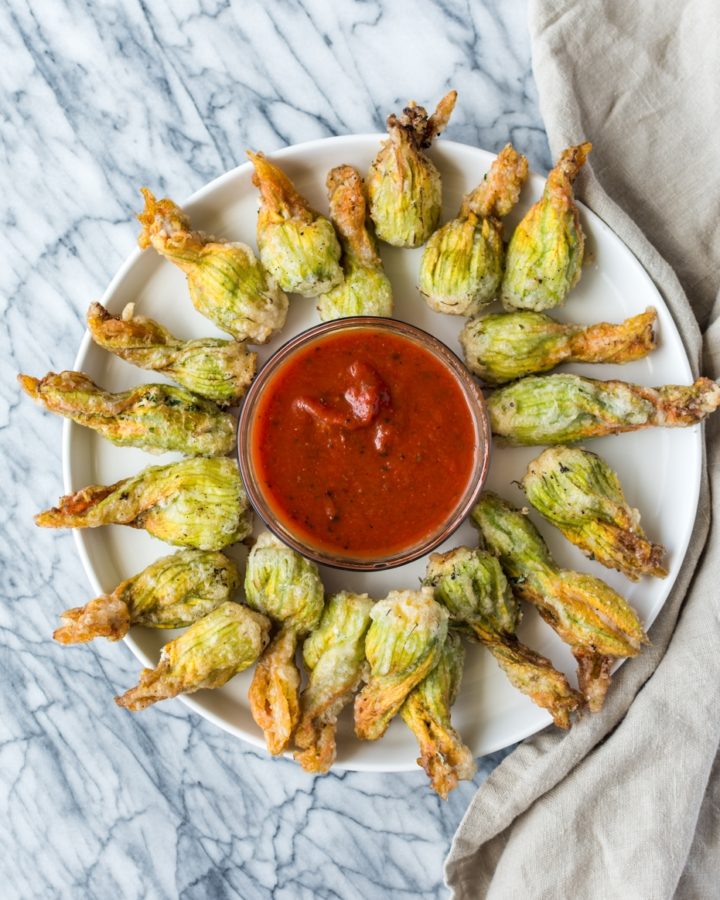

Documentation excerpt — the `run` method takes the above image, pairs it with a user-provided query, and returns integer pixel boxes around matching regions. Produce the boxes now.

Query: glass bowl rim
[236,316,492,571]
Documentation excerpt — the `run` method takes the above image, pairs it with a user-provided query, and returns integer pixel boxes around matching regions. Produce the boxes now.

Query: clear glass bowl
[237,317,491,571]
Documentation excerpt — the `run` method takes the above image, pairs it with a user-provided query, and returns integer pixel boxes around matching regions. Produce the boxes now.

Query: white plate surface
[64,135,701,772]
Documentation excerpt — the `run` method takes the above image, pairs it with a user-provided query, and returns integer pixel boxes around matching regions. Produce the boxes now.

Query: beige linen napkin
[445,2,720,897]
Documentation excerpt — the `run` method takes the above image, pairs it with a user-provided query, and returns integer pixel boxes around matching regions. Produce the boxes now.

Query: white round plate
[64,135,700,772]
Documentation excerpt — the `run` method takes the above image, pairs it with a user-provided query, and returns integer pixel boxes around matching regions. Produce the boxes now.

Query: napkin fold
[445,2,720,897]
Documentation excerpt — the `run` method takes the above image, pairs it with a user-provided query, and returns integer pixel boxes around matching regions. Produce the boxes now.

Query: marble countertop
[1,2,551,897]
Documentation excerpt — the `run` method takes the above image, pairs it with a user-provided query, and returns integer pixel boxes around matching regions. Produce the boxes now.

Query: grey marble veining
[0,2,549,897]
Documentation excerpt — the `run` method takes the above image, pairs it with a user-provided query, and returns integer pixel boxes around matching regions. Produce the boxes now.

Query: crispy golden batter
[354,588,449,741]
[248,151,342,297]
[523,447,667,580]
[54,550,240,643]
[462,144,529,220]
[327,166,380,267]
[367,91,457,247]
[472,492,648,711]
[318,166,393,321]
[35,458,251,550]
[294,591,374,773]
[484,635,584,723]
[115,602,270,711]
[400,632,476,798]
[488,374,720,445]
[461,308,657,385]
[18,370,235,456]
[137,189,287,343]
[87,302,257,406]
[244,532,325,754]
[425,547,582,728]
[248,627,301,754]
[501,143,591,311]
[56,595,131,644]
[419,144,528,316]
[575,652,613,713]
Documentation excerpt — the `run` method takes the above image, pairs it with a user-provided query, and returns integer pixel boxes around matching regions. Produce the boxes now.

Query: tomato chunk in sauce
[251,328,477,559]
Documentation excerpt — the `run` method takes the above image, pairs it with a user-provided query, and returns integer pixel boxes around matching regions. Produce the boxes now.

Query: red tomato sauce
[251,328,477,558]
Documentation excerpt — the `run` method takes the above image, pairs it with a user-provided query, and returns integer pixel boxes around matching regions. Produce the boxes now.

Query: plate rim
[62,133,702,772]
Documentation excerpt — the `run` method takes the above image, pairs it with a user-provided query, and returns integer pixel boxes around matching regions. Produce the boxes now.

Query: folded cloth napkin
[445,1,720,897]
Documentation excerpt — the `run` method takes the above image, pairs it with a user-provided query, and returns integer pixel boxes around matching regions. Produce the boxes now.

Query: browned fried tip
[387,89,457,149]
[293,721,337,774]
[247,150,314,222]
[326,165,378,265]
[34,483,117,527]
[115,664,169,711]
[484,634,584,729]
[574,651,613,712]
[427,90,458,141]
[419,756,458,800]
[246,150,269,191]
[136,188,191,250]
[17,374,41,400]
[136,187,159,249]
[556,142,592,182]
[570,308,657,364]
[19,371,97,413]
[248,628,301,755]
[403,702,477,798]
[464,143,529,220]
[326,163,360,196]
[86,301,110,328]
[54,595,131,644]
[675,378,720,420]
[87,301,127,333]
[326,165,365,227]
[600,524,668,582]
[637,378,720,427]
[88,303,183,355]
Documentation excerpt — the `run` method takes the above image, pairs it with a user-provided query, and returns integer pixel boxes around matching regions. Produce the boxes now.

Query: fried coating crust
[18,370,235,457]
[87,302,257,406]
[488,374,720,445]
[55,595,131,644]
[424,547,582,728]
[569,308,657,364]
[247,151,342,297]
[529,569,647,656]
[244,532,325,754]
[523,446,668,580]
[367,91,457,248]
[35,458,252,550]
[391,91,458,151]
[294,591,374,773]
[137,189,287,344]
[574,650,613,713]
[354,588,449,741]
[461,308,657,385]
[248,627,301,755]
[54,550,240,644]
[501,142,591,311]
[326,166,380,266]
[471,492,648,710]
[248,151,316,225]
[116,602,270,711]
[483,635,583,728]
[318,166,393,321]
[400,632,476,798]
[461,143,529,220]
